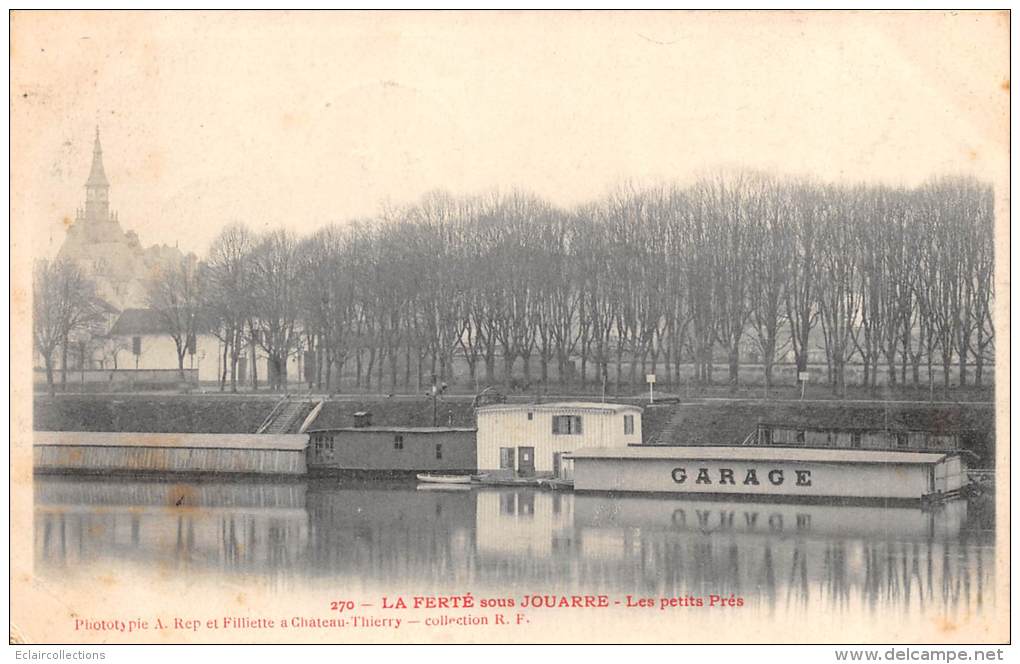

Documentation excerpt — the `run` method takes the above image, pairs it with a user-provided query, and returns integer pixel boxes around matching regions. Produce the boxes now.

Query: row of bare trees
[34,172,994,397]
[195,173,993,396]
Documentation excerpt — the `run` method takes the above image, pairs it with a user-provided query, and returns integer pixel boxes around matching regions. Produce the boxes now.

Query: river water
[34,476,994,623]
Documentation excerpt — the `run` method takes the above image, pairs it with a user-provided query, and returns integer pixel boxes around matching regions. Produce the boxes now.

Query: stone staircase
[647,402,761,447]
[257,397,314,434]
[649,408,685,445]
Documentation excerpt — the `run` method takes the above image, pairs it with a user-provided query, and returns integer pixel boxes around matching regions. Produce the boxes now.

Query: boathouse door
[518,447,535,477]
[500,447,515,472]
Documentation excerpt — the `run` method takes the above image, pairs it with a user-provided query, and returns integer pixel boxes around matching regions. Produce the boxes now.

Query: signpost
[646,373,656,404]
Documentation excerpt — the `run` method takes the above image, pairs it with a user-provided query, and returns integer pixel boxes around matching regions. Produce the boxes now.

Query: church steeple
[84,126,110,219]
[86,126,109,188]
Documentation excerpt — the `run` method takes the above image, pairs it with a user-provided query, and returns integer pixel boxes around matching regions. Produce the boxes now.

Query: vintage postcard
[9,10,1010,646]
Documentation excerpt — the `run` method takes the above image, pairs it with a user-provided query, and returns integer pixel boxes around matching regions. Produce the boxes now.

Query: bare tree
[147,254,204,382]
[205,223,256,392]
[33,258,103,395]
[748,180,791,395]
[784,182,821,380]
[249,230,302,391]
[815,185,862,397]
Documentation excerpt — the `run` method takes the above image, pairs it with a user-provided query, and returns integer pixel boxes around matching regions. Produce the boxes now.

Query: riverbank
[33,393,996,464]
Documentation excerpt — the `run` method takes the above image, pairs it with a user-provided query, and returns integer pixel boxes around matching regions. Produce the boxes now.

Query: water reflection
[34,477,992,617]
[36,480,308,576]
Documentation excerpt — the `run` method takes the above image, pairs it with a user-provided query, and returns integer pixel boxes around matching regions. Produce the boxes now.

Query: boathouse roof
[567,445,954,465]
[307,426,476,434]
[34,431,308,451]
[477,401,642,415]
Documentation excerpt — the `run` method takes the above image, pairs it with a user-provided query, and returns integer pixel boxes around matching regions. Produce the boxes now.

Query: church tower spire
[85,126,110,219]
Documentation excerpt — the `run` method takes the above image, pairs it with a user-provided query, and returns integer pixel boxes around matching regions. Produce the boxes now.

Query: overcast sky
[11,11,1009,258]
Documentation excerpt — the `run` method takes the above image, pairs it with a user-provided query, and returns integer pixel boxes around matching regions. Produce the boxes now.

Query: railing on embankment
[34,368,199,386]
[33,431,308,476]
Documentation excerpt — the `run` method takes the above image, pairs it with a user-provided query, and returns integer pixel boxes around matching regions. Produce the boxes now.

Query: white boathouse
[476,402,642,477]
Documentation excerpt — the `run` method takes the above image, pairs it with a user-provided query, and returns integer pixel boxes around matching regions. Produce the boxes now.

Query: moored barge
[566,446,967,503]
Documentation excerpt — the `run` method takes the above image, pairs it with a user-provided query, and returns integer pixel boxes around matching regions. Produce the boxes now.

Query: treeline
[35,172,994,397]
[187,173,993,396]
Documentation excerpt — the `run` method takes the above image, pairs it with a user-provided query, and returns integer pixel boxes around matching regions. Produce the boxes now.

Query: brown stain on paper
[168,483,198,510]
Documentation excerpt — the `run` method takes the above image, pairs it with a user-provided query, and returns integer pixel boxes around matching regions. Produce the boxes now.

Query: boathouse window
[435,444,443,460]
[499,447,515,470]
[132,336,142,355]
[624,415,634,435]
[761,427,773,445]
[394,434,404,450]
[896,432,908,448]
[527,412,533,421]
[552,415,583,435]
[796,430,806,444]
[851,432,862,448]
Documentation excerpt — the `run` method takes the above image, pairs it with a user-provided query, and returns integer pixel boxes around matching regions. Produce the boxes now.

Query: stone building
[56,128,185,312]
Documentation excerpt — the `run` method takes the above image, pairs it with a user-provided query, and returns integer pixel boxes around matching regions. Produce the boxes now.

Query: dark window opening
[852,432,862,448]
[435,444,442,460]
[552,415,583,435]
[394,434,404,450]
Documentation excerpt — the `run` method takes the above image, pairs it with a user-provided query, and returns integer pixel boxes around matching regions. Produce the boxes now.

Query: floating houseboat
[306,426,476,474]
[476,402,641,479]
[565,446,967,503]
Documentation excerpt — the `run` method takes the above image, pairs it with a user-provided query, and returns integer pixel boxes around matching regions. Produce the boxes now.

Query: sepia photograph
[8,9,1010,647]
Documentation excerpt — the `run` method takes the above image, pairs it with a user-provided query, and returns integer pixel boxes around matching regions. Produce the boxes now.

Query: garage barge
[565,446,968,504]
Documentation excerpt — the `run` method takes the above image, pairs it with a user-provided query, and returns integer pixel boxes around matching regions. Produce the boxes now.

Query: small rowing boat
[416,483,472,492]
[416,473,472,484]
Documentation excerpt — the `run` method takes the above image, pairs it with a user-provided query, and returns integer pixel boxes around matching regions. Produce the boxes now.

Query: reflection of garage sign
[798,371,810,382]
[646,374,656,384]
[671,467,813,487]
[671,508,812,533]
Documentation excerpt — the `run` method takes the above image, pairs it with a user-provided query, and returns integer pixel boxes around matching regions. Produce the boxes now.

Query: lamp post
[68,329,90,391]
[431,374,438,426]
[430,373,448,426]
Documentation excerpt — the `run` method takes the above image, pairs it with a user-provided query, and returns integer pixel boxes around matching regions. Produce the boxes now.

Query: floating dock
[34,431,308,476]
[566,446,967,502]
